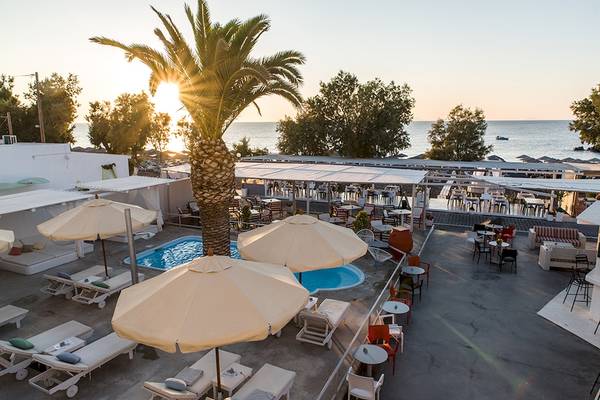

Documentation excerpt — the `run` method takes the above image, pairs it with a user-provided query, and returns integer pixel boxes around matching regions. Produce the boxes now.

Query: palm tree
[90,0,304,255]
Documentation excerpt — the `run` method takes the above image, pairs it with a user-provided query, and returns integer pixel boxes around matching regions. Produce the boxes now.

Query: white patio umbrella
[37,197,157,276]
[577,200,600,268]
[237,214,368,282]
[0,229,15,253]
[111,253,308,396]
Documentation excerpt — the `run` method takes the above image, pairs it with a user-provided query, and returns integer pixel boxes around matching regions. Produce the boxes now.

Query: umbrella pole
[215,346,222,399]
[298,272,302,284]
[101,239,109,277]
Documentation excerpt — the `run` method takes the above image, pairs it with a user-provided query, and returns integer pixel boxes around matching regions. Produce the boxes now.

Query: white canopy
[0,189,92,216]
[164,162,427,185]
[578,201,600,225]
[77,176,172,192]
[480,176,600,193]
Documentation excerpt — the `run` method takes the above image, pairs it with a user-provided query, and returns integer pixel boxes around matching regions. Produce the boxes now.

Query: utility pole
[6,112,13,136]
[34,72,45,143]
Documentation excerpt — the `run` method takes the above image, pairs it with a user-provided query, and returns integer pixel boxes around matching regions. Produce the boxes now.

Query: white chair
[367,248,393,266]
[29,332,136,398]
[356,229,375,245]
[346,367,384,400]
[376,314,404,353]
[231,363,295,400]
[296,299,350,349]
[70,271,144,309]
[0,320,92,380]
[143,349,241,400]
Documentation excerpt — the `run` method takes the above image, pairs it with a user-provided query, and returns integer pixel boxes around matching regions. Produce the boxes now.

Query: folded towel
[174,367,204,386]
[243,389,275,400]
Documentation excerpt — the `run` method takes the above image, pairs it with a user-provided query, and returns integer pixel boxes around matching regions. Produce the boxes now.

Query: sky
[2,0,600,122]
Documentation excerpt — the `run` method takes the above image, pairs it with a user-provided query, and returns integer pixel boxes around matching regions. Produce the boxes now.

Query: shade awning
[76,176,172,192]
[0,189,92,216]
[577,201,600,225]
[479,176,600,193]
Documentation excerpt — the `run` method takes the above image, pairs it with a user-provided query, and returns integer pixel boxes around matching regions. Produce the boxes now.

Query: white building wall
[0,143,129,190]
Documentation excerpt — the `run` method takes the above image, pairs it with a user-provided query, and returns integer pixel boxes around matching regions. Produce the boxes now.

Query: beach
[73,120,593,162]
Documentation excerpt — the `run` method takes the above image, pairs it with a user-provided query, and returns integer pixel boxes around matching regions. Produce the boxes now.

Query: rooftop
[1,225,598,399]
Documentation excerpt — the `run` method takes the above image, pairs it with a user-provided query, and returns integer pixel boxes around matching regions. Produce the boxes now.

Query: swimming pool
[124,235,364,294]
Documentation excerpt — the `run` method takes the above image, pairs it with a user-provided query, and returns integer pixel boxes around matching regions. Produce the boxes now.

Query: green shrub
[353,211,370,232]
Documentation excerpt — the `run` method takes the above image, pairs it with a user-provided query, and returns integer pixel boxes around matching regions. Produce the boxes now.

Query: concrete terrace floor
[379,228,600,400]
[0,225,426,400]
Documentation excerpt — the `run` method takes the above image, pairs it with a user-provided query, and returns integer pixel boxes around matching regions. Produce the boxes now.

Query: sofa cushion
[57,352,81,364]
[164,378,186,392]
[9,338,34,350]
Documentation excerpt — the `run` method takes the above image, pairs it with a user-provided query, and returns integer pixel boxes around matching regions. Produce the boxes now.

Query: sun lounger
[29,332,136,398]
[41,265,113,298]
[70,271,144,309]
[0,320,92,380]
[231,363,296,400]
[144,349,241,400]
[0,305,28,329]
[296,298,350,349]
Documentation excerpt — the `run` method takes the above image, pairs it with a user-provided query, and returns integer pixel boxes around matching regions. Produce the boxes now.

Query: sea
[72,120,595,162]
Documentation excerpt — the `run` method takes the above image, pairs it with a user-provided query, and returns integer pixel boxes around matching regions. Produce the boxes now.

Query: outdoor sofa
[528,226,586,249]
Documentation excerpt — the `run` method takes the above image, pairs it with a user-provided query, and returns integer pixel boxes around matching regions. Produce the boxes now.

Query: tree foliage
[86,92,154,166]
[90,0,305,142]
[149,112,172,164]
[277,71,415,158]
[0,73,81,143]
[425,105,491,161]
[231,136,268,159]
[570,84,600,151]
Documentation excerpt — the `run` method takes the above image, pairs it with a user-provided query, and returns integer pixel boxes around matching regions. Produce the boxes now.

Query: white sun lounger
[0,305,28,329]
[296,298,350,349]
[70,271,144,309]
[0,320,92,380]
[29,332,137,398]
[231,363,296,400]
[144,349,241,400]
[41,265,113,298]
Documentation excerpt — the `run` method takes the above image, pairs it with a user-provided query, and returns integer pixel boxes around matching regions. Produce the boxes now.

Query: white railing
[315,225,436,400]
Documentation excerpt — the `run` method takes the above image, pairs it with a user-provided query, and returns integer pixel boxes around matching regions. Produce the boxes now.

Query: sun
[152,82,182,118]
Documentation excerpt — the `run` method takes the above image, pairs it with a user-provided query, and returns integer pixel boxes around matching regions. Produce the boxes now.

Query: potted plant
[241,205,251,230]
[353,211,370,232]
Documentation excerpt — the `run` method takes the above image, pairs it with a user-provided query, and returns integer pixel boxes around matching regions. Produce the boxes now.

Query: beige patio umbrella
[37,197,157,276]
[237,214,368,282]
[111,253,308,396]
[0,229,15,253]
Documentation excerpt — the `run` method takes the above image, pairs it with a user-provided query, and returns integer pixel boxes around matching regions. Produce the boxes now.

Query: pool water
[124,235,364,294]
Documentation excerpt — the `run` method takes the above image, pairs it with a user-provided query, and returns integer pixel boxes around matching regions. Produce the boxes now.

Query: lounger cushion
[165,378,187,392]
[244,389,275,400]
[57,272,71,280]
[57,352,81,364]
[9,338,34,350]
[175,367,204,386]
[92,281,110,289]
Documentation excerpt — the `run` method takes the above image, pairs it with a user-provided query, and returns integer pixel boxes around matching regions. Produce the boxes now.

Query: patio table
[353,344,388,377]
[382,300,410,315]
[43,336,85,357]
[389,209,412,225]
[211,362,253,399]
[488,240,510,264]
[402,266,425,283]
[261,198,281,204]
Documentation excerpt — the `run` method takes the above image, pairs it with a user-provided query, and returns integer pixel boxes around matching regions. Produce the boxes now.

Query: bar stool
[563,255,593,312]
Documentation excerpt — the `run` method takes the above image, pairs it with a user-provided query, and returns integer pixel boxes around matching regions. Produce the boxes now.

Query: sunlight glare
[153,83,182,117]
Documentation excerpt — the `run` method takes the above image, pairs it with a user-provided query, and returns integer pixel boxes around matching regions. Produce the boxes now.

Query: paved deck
[378,228,600,399]
[0,225,425,400]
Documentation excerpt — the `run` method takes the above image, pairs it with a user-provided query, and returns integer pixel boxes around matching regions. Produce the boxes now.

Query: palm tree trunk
[190,136,235,256]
